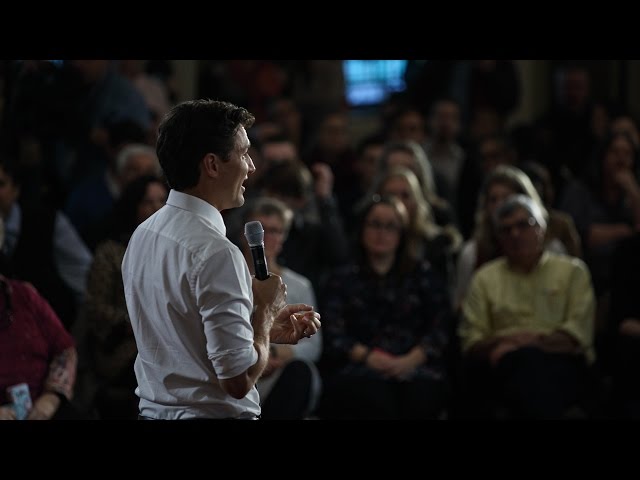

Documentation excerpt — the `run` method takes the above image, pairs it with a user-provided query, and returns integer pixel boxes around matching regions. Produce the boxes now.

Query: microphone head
[244,221,264,247]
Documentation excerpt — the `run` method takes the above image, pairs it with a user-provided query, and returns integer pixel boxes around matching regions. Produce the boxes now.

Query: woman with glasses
[318,195,451,419]
[239,196,322,419]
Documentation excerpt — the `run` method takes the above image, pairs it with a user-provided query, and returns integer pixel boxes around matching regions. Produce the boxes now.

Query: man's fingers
[292,311,321,338]
[284,303,314,315]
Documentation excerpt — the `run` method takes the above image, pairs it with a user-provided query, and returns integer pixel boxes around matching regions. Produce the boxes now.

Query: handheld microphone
[244,221,269,280]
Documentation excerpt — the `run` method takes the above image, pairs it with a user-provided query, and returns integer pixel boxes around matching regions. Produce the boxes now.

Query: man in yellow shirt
[459,194,596,418]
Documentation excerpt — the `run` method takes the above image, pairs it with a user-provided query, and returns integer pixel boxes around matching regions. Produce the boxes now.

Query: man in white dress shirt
[122,100,321,419]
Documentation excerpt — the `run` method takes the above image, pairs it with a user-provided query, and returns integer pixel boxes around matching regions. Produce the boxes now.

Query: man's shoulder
[137,207,230,250]
[545,251,589,274]
[475,256,507,277]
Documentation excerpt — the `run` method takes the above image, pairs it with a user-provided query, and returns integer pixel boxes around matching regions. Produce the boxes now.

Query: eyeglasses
[497,217,536,236]
[365,219,402,233]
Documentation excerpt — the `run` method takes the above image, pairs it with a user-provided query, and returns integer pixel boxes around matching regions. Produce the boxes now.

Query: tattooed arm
[27,347,77,420]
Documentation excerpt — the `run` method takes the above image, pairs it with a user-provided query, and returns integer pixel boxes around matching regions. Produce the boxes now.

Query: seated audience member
[319,195,451,419]
[337,133,385,231]
[375,166,461,292]
[240,197,322,419]
[64,119,150,244]
[424,98,466,214]
[0,156,92,330]
[559,132,640,300]
[84,176,168,419]
[373,140,455,227]
[0,217,79,420]
[258,161,349,293]
[75,143,162,251]
[456,133,517,239]
[520,161,582,258]
[459,194,596,419]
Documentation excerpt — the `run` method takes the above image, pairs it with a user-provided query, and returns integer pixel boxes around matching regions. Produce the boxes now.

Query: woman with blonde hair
[374,166,462,291]
[374,140,455,227]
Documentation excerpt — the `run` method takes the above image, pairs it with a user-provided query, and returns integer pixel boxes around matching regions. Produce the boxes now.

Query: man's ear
[202,153,221,178]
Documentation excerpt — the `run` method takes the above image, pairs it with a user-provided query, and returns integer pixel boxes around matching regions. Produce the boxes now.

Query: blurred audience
[83,176,168,419]
[0,155,92,330]
[520,161,582,258]
[559,132,640,340]
[424,98,466,212]
[240,197,322,419]
[258,161,349,293]
[64,119,155,247]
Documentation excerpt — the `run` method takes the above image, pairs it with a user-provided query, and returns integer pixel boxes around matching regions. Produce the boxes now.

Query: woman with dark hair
[560,131,640,368]
[319,195,451,419]
[84,175,168,419]
[560,132,640,299]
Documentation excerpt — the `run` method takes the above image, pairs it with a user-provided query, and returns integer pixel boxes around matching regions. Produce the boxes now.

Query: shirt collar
[536,250,550,269]
[165,189,226,236]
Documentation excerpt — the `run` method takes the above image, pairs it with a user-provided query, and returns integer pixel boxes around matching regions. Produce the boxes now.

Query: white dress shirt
[122,189,259,419]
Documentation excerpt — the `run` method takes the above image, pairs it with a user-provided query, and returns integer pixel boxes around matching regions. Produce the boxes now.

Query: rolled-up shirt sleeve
[194,248,257,380]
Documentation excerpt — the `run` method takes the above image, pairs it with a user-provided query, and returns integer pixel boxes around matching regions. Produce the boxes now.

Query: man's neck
[182,185,224,211]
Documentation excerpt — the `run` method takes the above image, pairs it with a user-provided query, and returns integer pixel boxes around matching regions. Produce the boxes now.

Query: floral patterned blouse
[321,260,451,381]
[85,240,136,382]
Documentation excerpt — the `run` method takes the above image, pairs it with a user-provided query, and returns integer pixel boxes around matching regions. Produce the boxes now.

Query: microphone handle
[251,245,269,280]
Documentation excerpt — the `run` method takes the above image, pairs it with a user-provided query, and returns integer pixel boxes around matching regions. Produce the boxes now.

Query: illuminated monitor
[343,60,408,107]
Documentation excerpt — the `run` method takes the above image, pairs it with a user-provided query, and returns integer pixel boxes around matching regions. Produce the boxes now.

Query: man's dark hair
[156,99,255,190]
